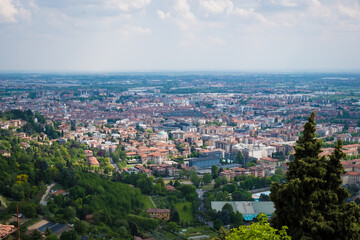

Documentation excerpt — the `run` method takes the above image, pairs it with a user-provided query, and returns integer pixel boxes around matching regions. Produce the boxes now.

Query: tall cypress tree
[270,112,360,239]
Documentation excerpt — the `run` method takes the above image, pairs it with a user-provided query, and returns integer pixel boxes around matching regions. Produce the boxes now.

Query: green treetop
[270,112,360,240]
[224,214,291,240]
[236,151,243,164]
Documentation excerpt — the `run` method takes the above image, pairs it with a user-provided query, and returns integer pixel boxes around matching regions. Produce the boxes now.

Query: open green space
[125,164,137,168]
[175,202,193,223]
[163,179,172,185]
[148,230,183,239]
[179,226,217,239]
[201,183,214,191]
[142,195,154,209]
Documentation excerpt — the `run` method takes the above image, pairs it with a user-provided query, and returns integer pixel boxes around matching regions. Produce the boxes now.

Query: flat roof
[211,201,275,216]
[186,156,220,162]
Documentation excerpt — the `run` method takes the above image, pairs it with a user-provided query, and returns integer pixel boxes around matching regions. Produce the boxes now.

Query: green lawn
[124,164,137,169]
[142,195,155,209]
[175,202,193,223]
[180,226,217,238]
[163,179,172,185]
[201,183,214,191]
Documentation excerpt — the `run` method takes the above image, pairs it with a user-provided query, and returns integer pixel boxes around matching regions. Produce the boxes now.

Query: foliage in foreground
[224,214,291,240]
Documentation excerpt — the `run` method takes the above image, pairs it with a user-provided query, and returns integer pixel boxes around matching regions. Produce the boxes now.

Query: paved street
[40,183,55,205]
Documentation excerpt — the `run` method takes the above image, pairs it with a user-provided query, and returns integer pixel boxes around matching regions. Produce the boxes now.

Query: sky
[0,0,360,72]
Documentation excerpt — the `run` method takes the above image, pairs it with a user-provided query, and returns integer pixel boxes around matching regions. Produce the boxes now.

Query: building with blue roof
[211,201,275,221]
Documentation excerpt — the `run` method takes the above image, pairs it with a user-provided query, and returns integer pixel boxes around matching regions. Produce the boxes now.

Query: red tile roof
[346,171,360,176]
[52,190,65,196]
[260,157,278,162]
[146,208,170,213]
[0,224,16,239]
[88,157,99,166]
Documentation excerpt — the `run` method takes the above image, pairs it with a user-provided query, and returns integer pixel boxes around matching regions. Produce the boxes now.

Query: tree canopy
[225,214,290,240]
[236,151,243,164]
[270,112,360,239]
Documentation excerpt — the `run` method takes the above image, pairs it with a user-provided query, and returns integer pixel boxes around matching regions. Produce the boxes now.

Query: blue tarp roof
[243,214,272,221]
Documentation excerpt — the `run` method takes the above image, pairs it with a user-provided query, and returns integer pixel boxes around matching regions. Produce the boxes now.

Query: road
[0,195,7,208]
[149,196,156,208]
[196,189,213,227]
[110,157,120,172]
[40,183,55,205]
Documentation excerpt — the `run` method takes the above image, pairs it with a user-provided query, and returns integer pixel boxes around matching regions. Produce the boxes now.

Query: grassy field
[163,179,172,185]
[175,202,193,223]
[142,195,155,209]
[201,183,214,191]
[163,179,192,184]
[179,226,217,239]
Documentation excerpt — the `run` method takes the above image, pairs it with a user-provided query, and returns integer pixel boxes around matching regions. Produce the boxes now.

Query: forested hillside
[0,110,157,239]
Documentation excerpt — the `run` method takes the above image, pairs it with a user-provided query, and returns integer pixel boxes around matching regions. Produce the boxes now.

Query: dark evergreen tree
[214,218,223,231]
[170,207,180,223]
[259,193,270,201]
[46,234,59,240]
[30,230,43,240]
[222,203,234,213]
[45,227,52,236]
[60,230,78,240]
[173,180,180,188]
[270,112,360,240]
[129,221,139,236]
[230,211,243,227]
[236,151,243,164]
[212,165,219,179]
[202,173,212,184]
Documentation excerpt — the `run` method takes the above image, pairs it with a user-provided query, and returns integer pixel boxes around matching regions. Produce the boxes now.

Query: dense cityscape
[0,73,360,239]
[1,0,360,238]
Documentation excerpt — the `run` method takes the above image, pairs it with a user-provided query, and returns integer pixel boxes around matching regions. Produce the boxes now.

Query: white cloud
[337,3,360,20]
[0,0,31,23]
[199,0,270,24]
[209,36,226,45]
[105,0,151,12]
[118,25,151,37]
[199,0,234,15]
[234,8,271,24]
[156,10,170,19]
[268,0,298,7]
[1,0,360,72]
[174,0,195,21]
[173,0,196,30]
[0,0,18,22]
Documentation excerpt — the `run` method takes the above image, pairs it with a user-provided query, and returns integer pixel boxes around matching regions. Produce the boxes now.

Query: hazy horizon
[1,70,360,74]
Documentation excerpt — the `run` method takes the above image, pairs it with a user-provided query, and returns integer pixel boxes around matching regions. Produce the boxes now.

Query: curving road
[149,196,156,208]
[40,183,55,205]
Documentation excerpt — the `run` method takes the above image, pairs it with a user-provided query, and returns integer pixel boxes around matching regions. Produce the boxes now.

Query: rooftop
[146,208,170,213]
[0,224,16,239]
[211,201,275,218]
